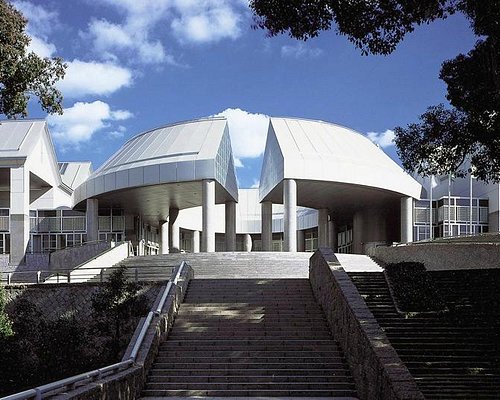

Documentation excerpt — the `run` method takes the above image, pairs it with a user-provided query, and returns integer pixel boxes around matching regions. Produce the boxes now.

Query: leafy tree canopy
[251,1,500,181]
[0,0,66,118]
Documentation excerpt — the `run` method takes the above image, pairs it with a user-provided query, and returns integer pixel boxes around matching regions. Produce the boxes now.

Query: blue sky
[15,0,477,188]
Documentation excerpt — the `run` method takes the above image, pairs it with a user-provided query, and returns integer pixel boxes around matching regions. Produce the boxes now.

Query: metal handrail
[0,261,188,400]
[1,264,182,285]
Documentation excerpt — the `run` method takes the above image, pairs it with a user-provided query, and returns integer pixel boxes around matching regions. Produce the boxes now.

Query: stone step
[141,389,358,397]
[167,332,332,339]
[155,350,343,358]
[151,362,349,370]
[160,342,338,350]
[147,375,353,383]
[171,325,330,338]
[151,356,348,365]
[148,368,352,377]
[143,382,357,391]
[172,321,328,328]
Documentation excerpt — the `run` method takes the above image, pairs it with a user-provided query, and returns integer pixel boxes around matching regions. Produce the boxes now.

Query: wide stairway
[108,252,312,281]
[349,271,500,399]
[141,278,358,398]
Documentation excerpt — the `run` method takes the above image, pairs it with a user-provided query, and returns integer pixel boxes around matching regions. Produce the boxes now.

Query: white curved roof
[260,117,422,204]
[73,118,238,212]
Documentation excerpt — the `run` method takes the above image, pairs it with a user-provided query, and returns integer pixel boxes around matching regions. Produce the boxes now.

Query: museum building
[1,117,498,266]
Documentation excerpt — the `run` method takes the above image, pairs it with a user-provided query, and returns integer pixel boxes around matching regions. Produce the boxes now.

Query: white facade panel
[143,165,160,185]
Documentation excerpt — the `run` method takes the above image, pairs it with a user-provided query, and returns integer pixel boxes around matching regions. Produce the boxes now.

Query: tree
[92,266,148,360]
[0,0,66,118]
[250,1,500,181]
[0,284,13,340]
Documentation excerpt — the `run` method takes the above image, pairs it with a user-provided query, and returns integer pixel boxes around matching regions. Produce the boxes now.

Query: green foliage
[0,284,13,339]
[0,277,150,397]
[92,266,148,360]
[250,0,456,55]
[385,262,447,313]
[0,0,66,118]
[250,0,500,181]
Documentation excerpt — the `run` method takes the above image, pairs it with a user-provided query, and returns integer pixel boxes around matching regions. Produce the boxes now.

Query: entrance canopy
[73,118,238,223]
[260,117,422,214]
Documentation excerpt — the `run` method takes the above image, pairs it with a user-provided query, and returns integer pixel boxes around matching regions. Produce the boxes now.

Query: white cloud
[83,0,173,65]
[366,129,396,148]
[88,19,133,50]
[48,101,133,144]
[108,125,127,138]
[82,0,247,64]
[171,2,242,43]
[12,1,59,36]
[13,2,59,59]
[57,60,133,98]
[214,108,270,160]
[250,179,260,189]
[234,158,244,168]
[27,36,56,58]
[281,43,323,59]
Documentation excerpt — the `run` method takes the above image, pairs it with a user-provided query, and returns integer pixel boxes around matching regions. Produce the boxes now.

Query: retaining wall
[309,247,423,400]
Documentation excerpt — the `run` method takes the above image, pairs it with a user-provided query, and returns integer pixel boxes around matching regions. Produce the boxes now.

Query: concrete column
[297,230,305,252]
[86,198,99,242]
[160,219,169,254]
[283,179,297,252]
[171,220,180,252]
[244,233,252,252]
[318,208,329,247]
[261,201,273,251]
[192,230,200,253]
[9,166,30,265]
[401,196,413,243]
[202,179,215,252]
[328,219,338,252]
[225,201,236,251]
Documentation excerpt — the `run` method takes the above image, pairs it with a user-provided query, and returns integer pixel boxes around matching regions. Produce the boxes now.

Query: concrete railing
[309,247,423,400]
[1,261,193,400]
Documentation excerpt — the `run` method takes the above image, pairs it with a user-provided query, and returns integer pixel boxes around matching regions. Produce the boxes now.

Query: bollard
[7,272,11,285]
[67,272,71,283]
[100,269,104,283]
[36,271,41,284]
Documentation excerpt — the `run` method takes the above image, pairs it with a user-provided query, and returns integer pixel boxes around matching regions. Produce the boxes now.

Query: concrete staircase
[141,278,358,398]
[349,271,500,399]
[106,252,312,281]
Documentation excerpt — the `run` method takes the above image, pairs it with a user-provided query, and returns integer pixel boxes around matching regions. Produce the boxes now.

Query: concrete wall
[309,248,423,400]
[370,243,500,270]
[49,241,111,272]
[45,241,130,283]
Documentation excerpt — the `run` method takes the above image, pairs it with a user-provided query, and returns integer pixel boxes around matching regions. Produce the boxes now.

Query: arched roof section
[73,117,238,211]
[260,117,422,204]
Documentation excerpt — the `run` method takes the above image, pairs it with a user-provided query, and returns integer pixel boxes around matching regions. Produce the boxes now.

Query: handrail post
[36,271,41,284]
[7,272,11,285]
[100,269,104,283]
[67,272,71,283]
